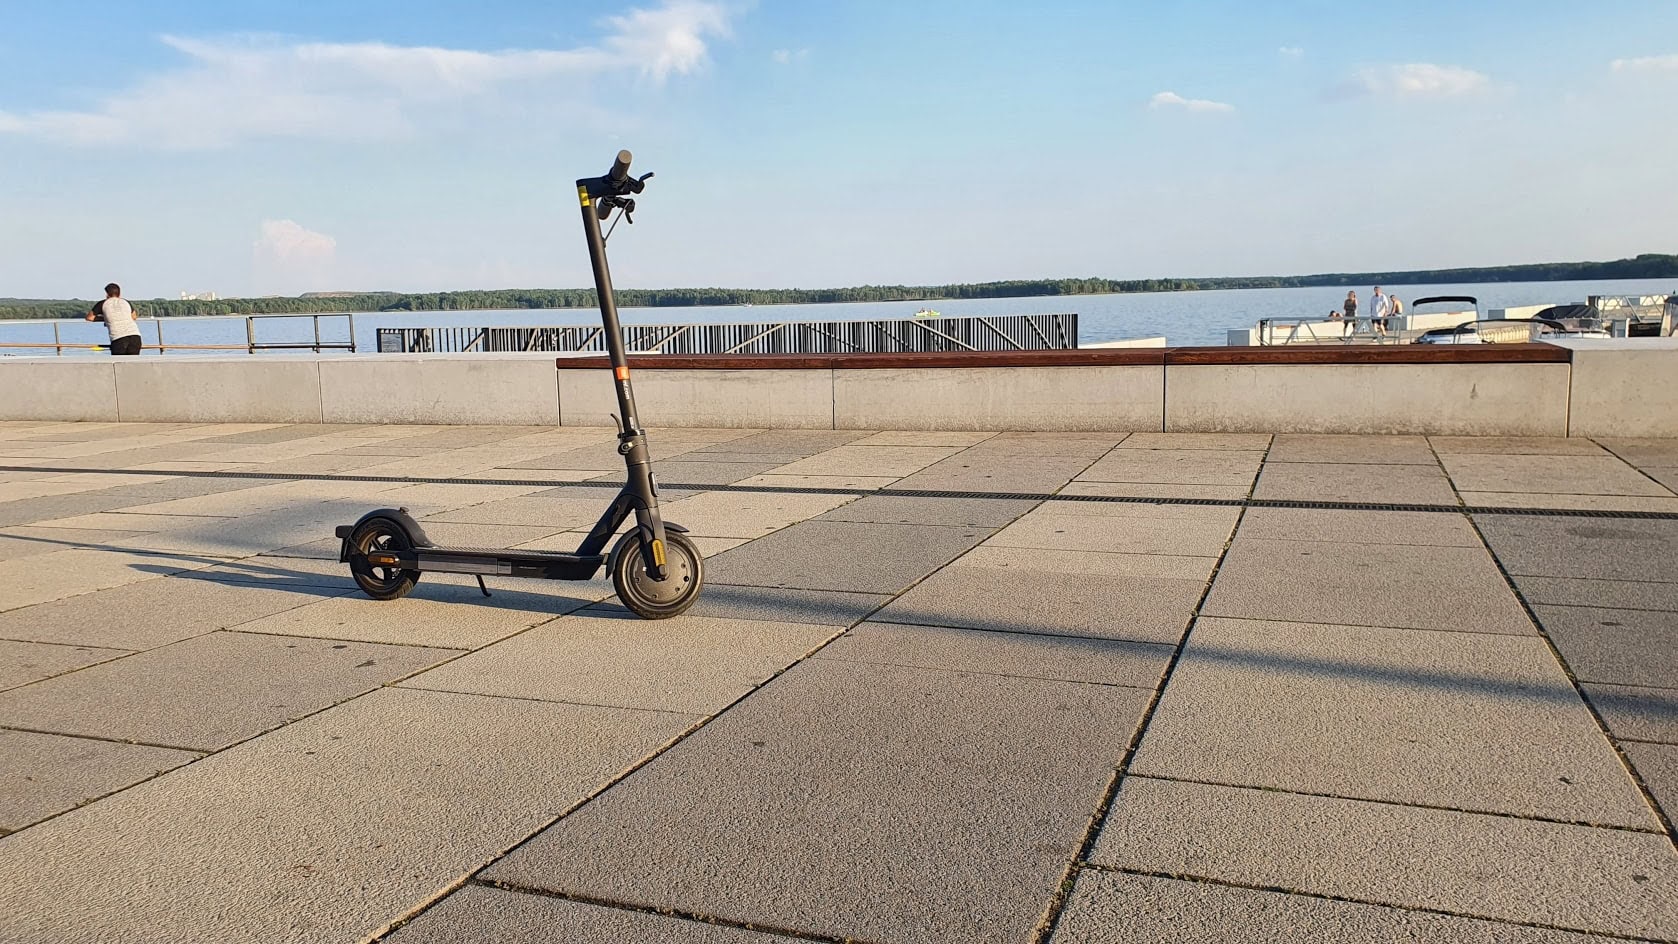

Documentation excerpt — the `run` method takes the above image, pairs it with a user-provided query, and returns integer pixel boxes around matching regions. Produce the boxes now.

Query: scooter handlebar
[610,150,632,183]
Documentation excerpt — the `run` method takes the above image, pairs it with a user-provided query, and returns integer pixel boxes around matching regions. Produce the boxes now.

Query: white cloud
[772,48,809,65]
[1279,46,1304,58]
[1148,91,1234,113]
[0,0,733,148]
[255,220,336,263]
[1341,63,1489,99]
[1611,54,1678,74]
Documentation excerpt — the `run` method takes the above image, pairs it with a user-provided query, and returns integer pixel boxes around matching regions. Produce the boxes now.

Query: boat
[913,308,940,319]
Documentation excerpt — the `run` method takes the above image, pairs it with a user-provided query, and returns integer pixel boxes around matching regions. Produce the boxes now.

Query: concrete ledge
[1561,340,1678,437]
[114,358,324,424]
[322,355,559,426]
[1166,363,1571,436]
[557,367,833,428]
[0,360,118,422]
[834,366,1163,431]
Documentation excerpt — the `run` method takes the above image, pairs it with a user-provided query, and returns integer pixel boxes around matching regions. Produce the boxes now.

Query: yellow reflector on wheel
[650,539,666,567]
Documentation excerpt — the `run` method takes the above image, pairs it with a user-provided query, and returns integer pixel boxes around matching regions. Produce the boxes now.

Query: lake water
[3,277,1673,356]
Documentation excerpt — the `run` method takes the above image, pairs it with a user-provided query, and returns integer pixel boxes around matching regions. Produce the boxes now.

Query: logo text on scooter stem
[577,185,591,207]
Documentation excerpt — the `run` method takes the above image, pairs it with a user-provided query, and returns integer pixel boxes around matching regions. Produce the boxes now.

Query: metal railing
[0,313,356,355]
[376,313,1078,355]
[1590,294,1676,337]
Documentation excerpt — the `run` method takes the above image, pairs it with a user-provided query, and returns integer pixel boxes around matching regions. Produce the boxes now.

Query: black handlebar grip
[610,150,632,183]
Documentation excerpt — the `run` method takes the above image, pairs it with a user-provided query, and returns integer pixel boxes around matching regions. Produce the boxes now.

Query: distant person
[85,283,142,355]
[1343,290,1358,337]
[1389,294,1404,333]
[1371,286,1391,338]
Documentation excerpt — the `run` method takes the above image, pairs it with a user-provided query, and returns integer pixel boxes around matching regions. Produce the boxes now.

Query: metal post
[155,318,165,355]
[53,321,61,356]
[347,313,356,353]
[313,315,322,353]
[246,316,256,354]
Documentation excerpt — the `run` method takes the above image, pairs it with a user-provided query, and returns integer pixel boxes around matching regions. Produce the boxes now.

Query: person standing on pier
[1343,290,1358,337]
[1371,286,1391,339]
[85,283,142,355]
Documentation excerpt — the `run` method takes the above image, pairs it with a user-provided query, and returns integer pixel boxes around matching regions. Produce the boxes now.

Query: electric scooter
[332,150,703,619]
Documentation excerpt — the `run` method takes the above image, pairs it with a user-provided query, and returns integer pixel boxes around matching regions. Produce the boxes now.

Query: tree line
[3,253,1673,321]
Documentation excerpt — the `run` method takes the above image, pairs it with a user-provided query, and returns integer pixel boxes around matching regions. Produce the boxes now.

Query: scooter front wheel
[348,517,422,601]
[609,530,703,619]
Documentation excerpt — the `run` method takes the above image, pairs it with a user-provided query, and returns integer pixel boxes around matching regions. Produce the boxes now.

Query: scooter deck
[334,524,605,581]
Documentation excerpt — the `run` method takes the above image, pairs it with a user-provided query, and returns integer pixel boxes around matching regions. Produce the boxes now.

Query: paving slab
[1622,741,1678,831]
[0,526,153,562]
[821,621,1173,688]
[641,459,785,485]
[1598,438,1678,467]
[847,430,997,447]
[954,544,1217,579]
[387,885,783,943]
[401,611,836,714]
[488,658,1151,944]
[613,582,888,626]
[986,507,1237,557]
[1050,869,1618,944]
[958,434,1119,458]
[1252,460,1458,505]
[889,454,1098,493]
[1532,604,1678,688]
[1203,538,1533,635]
[768,444,964,477]
[1441,453,1672,497]
[231,576,606,648]
[732,472,898,490]
[652,488,858,538]
[191,423,374,445]
[1116,432,1272,451]
[1266,434,1437,465]
[1583,683,1678,744]
[1130,617,1654,827]
[1076,448,1263,487]
[1235,506,1480,546]
[689,429,870,455]
[1467,493,1678,515]
[0,687,693,944]
[814,493,1037,528]
[0,548,211,614]
[174,554,360,590]
[1429,436,1609,457]
[0,630,457,750]
[703,520,992,594]
[0,729,199,834]
[1478,516,1678,582]
[1056,480,1252,501]
[1646,467,1678,493]
[0,573,355,649]
[0,640,128,691]
[1090,777,1678,939]
[875,559,1207,644]
[1514,576,1678,612]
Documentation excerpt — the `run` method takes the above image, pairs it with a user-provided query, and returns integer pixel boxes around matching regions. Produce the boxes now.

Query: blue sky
[2,0,1675,299]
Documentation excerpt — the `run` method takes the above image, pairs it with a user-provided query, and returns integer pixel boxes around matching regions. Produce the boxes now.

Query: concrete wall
[3,348,1677,437]
[832,366,1162,431]
[1554,338,1678,438]
[1166,363,1571,436]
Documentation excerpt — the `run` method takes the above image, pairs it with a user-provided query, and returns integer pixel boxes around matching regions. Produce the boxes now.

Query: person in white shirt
[1370,286,1392,338]
[86,282,143,355]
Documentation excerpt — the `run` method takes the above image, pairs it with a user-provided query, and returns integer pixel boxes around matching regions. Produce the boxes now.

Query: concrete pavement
[0,420,1674,942]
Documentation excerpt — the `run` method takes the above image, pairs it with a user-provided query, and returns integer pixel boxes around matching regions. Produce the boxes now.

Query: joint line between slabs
[1463,513,1678,851]
[1126,772,1667,835]
[1085,864,1678,944]
[464,881,859,944]
[1031,435,1268,944]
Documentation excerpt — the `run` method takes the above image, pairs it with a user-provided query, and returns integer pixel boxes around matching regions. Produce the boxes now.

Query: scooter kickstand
[474,575,492,598]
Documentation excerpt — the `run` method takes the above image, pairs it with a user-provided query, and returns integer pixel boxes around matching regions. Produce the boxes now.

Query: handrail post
[313,315,322,353]
[348,314,356,353]
[155,318,166,355]
[53,321,61,356]
[246,316,256,354]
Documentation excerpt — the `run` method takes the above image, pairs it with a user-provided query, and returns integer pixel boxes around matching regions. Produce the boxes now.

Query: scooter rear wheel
[610,531,703,620]
[349,518,421,601]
